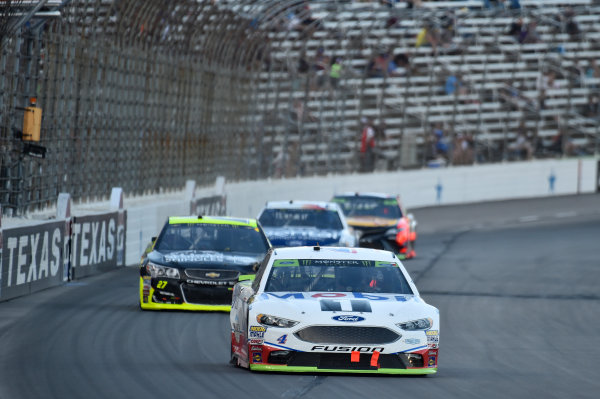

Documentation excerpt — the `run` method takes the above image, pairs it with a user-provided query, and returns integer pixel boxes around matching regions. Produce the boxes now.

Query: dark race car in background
[139,216,271,311]
[257,200,356,248]
[332,193,417,259]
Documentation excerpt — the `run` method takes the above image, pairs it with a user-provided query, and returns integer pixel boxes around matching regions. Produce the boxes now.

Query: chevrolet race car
[332,193,417,259]
[257,200,356,248]
[139,216,271,311]
[230,246,439,375]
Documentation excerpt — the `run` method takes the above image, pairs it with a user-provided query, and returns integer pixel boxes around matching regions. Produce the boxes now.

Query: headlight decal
[146,262,180,279]
[256,314,299,328]
[396,317,433,331]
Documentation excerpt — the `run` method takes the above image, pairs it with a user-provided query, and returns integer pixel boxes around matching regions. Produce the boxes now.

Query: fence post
[57,193,72,281]
[186,180,196,215]
[110,187,126,266]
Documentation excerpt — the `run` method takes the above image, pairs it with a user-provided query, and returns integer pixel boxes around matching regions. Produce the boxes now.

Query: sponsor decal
[428,356,437,367]
[276,334,288,344]
[332,315,365,322]
[425,330,439,336]
[404,338,421,345]
[186,279,233,286]
[250,346,262,351]
[311,346,384,353]
[427,333,439,349]
[252,352,262,363]
[163,252,255,265]
[205,272,220,278]
[249,339,264,345]
[328,247,358,253]
[249,325,267,339]
[264,292,409,302]
[320,299,372,312]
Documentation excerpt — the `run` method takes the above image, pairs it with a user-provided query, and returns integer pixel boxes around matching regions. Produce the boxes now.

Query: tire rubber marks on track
[281,375,326,399]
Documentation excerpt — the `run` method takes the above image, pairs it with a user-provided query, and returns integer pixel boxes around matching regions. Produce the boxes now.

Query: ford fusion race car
[332,193,417,259]
[230,246,439,375]
[139,216,271,311]
[257,200,356,248]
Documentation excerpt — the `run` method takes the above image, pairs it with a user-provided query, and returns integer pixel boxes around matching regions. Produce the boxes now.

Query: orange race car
[331,193,417,259]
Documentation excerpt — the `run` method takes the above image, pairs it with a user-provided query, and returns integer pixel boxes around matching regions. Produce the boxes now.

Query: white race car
[230,246,439,375]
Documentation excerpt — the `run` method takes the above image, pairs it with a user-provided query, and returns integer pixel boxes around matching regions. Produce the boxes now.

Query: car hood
[263,227,341,247]
[345,216,397,229]
[251,292,435,324]
[148,250,262,270]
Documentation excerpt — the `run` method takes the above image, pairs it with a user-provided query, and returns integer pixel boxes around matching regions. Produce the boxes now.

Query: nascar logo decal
[332,315,365,322]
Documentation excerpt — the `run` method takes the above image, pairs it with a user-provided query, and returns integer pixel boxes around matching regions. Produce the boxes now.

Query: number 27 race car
[230,246,439,375]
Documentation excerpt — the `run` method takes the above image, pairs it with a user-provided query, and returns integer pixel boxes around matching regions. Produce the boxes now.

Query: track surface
[1,194,599,399]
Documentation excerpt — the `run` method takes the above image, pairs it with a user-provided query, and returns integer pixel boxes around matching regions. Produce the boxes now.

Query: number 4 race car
[139,216,271,311]
[230,246,439,375]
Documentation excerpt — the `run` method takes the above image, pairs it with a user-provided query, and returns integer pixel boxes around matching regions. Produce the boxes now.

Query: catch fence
[1,0,598,215]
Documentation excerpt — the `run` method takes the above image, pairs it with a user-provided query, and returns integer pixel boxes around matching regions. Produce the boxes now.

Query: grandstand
[251,0,600,175]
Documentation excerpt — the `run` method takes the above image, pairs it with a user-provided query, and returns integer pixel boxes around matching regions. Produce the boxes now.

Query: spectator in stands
[509,121,533,160]
[415,22,440,54]
[483,0,506,10]
[564,7,582,42]
[391,53,410,76]
[433,123,449,160]
[329,56,343,95]
[312,47,330,91]
[445,72,464,96]
[451,133,474,165]
[507,17,524,42]
[585,94,599,118]
[440,10,456,48]
[404,0,422,9]
[520,21,540,44]
[367,52,390,78]
[508,0,521,9]
[290,99,317,123]
[359,117,377,172]
[585,59,600,81]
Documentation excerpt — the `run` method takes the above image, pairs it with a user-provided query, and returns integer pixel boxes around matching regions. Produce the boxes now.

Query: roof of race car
[168,216,258,227]
[262,200,341,211]
[271,246,398,262]
[333,192,396,199]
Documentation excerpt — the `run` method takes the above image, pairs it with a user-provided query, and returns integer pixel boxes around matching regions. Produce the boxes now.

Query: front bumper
[249,345,437,375]
[139,276,233,312]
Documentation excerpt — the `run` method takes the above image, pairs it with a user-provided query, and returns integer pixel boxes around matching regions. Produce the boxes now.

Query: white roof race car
[230,246,439,375]
[257,200,356,248]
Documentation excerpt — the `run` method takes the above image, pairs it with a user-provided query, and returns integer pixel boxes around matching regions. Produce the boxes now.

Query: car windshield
[155,223,269,254]
[264,259,413,294]
[332,196,402,219]
[258,208,343,230]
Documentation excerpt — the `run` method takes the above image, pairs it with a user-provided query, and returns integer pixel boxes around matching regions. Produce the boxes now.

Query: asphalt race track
[1,194,599,399]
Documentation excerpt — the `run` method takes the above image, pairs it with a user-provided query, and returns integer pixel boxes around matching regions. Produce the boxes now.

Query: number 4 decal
[277,334,288,344]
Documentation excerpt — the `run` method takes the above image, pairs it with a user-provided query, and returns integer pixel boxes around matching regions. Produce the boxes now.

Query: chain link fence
[0,0,273,215]
[1,0,599,215]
